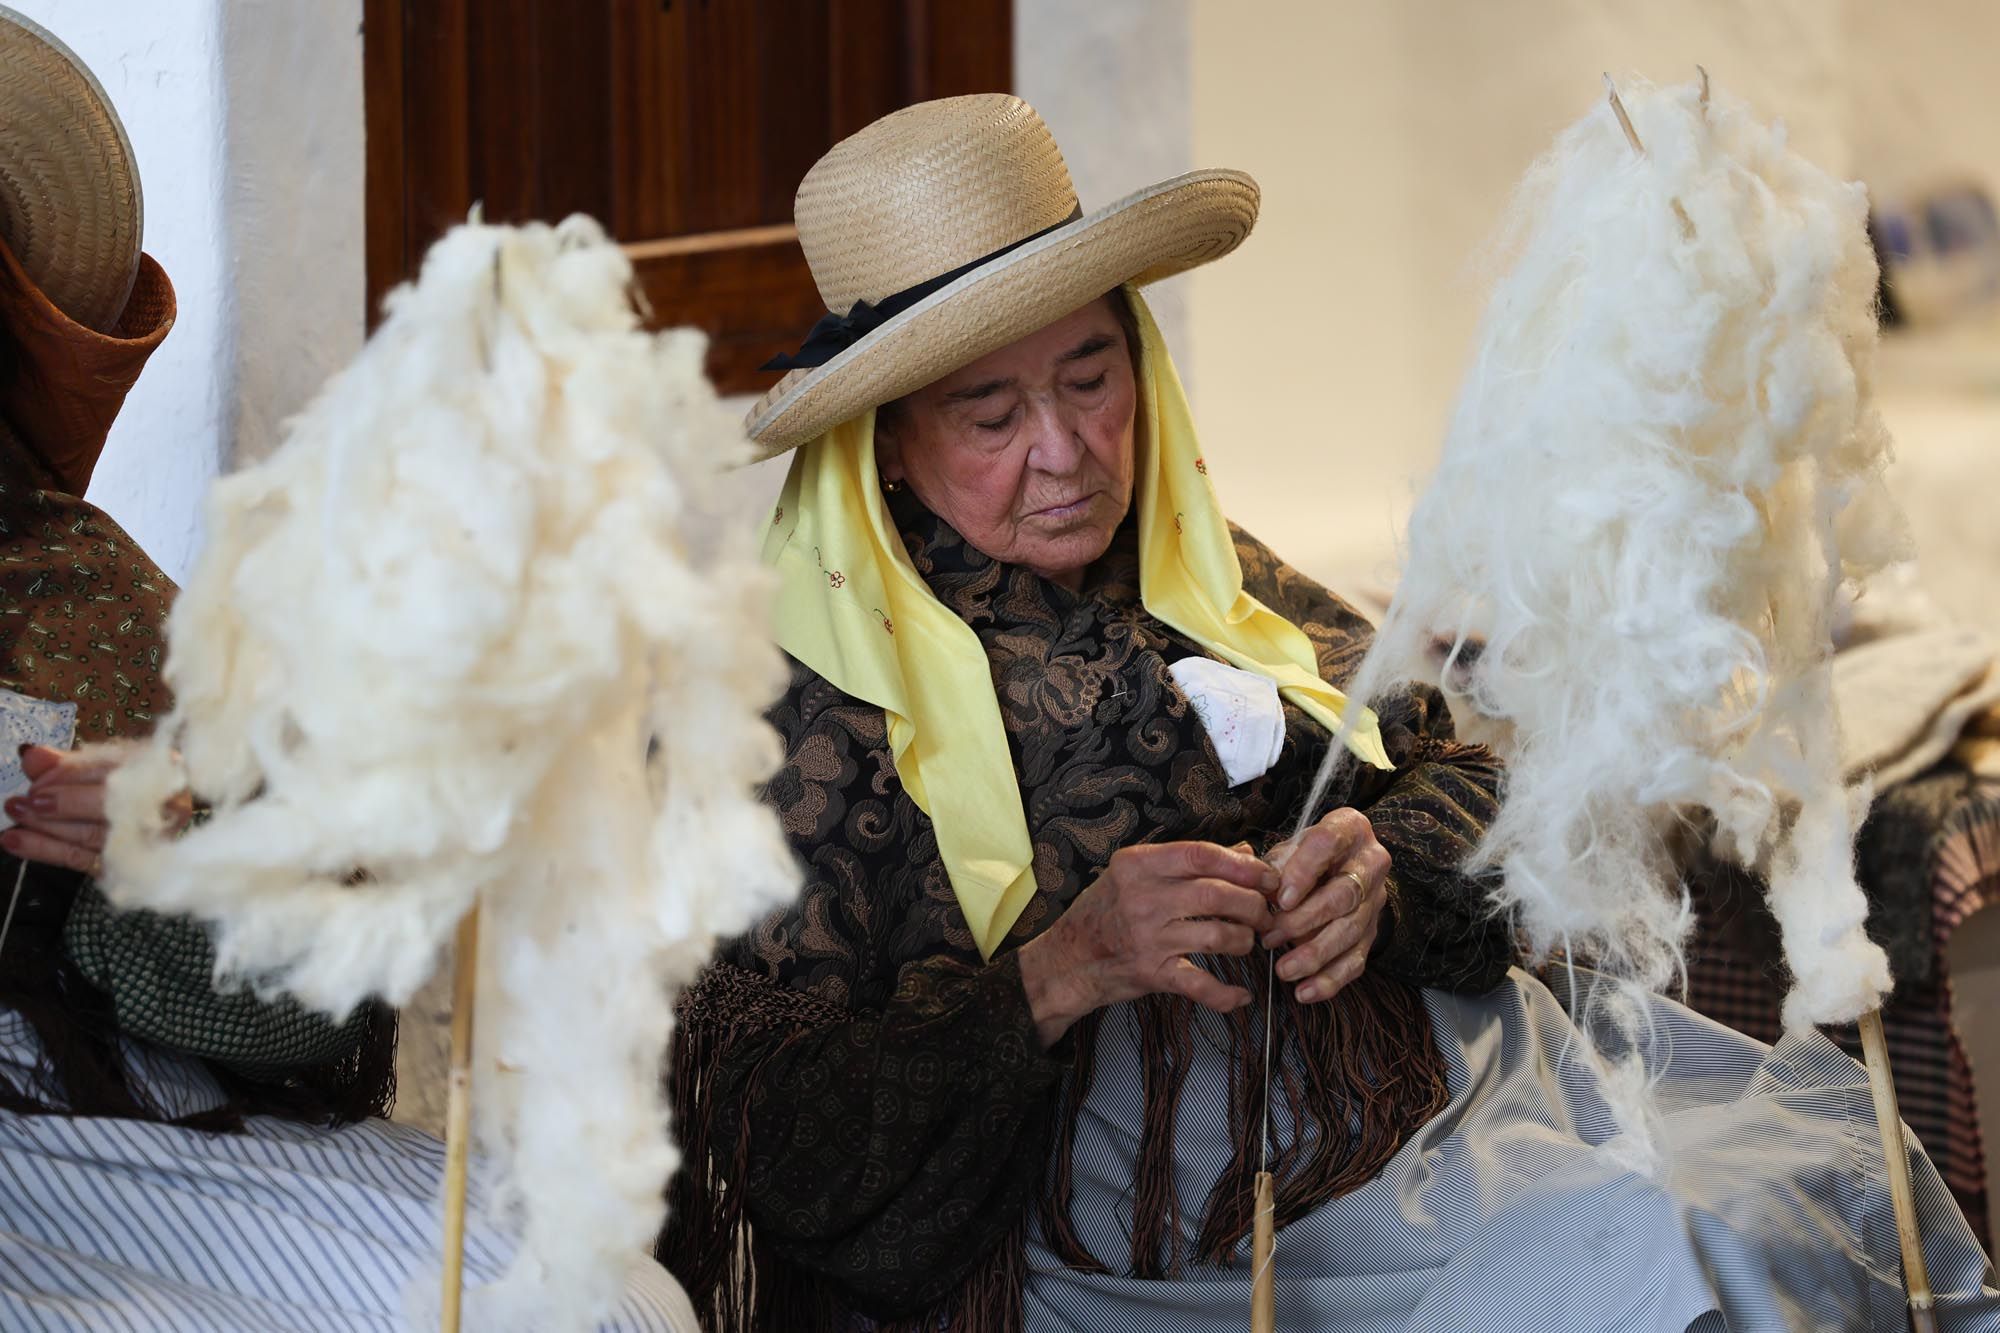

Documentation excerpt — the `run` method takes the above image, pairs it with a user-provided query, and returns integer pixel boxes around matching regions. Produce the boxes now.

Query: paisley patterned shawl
[664,492,1513,1332]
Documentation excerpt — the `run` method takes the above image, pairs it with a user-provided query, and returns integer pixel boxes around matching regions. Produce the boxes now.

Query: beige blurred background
[1013,0,2000,623]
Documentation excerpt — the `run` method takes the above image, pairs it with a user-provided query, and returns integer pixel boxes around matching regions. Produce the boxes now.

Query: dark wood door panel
[626,227,824,391]
[366,0,1012,395]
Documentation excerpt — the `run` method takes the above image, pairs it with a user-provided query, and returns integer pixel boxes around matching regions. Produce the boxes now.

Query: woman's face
[875,298,1137,590]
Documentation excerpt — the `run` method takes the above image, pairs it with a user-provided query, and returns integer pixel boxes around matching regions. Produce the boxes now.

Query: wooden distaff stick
[1603,70,1935,1327]
[1859,1009,1937,1333]
[440,905,481,1333]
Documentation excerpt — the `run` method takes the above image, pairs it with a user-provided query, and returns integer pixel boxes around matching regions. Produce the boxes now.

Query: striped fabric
[1026,971,2000,1332]
[0,1011,695,1332]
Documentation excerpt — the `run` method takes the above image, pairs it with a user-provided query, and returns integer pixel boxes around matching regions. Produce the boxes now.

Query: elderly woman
[665,97,1999,1333]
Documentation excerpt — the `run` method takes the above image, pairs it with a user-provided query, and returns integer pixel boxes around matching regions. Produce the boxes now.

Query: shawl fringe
[663,959,1447,1329]
[664,960,1026,1332]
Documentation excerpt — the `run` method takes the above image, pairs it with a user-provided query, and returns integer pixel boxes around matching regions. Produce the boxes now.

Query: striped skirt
[0,1011,694,1332]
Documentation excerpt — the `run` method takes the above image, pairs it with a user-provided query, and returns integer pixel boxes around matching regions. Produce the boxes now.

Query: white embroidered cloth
[1168,657,1287,788]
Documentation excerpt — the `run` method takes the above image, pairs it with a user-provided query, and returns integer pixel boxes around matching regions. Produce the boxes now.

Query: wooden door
[364,0,1013,394]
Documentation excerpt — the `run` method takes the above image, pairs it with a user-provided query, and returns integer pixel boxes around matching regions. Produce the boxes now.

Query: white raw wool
[101,216,799,1330]
[1320,78,1905,1050]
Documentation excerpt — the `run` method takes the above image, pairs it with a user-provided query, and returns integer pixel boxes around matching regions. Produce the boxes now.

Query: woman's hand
[1262,807,1390,1004]
[1018,841,1279,1047]
[1,743,191,876]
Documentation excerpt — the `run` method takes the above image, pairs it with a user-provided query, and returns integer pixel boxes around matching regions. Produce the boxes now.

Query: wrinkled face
[875,297,1138,590]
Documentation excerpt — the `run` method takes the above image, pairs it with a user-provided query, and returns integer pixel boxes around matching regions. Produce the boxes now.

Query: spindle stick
[440,905,481,1333]
[1603,73,1647,155]
[1858,1009,1937,1333]
[1252,847,1285,1333]
[1604,73,1694,238]
[1250,1170,1276,1333]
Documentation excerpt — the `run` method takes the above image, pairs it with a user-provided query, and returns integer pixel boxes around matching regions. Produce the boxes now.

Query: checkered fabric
[1685,772,1999,1247]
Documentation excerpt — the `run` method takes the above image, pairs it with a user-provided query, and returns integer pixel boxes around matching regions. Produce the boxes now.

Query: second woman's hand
[0,743,192,877]
[1017,840,1279,1048]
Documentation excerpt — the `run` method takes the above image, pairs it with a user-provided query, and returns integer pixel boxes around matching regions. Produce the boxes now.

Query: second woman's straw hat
[0,4,142,335]
[747,94,1258,456]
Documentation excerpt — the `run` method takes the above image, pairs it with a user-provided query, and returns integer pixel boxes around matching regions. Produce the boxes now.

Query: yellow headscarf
[763,289,1390,959]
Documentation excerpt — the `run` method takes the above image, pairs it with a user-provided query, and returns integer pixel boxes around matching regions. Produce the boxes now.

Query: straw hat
[746,94,1257,456]
[0,5,142,335]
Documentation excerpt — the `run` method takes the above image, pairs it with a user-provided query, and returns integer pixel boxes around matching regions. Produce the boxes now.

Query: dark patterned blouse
[664,493,1513,1332]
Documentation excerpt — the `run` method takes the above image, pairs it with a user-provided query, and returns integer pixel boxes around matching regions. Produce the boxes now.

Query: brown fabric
[0,443,174,740]
[0,215,176,740]
[0,227,173,496]
[661,496,1512,1330]
[671,962,1031,1333]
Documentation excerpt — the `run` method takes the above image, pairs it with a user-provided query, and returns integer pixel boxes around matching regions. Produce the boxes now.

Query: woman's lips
[1032,493,1095,520]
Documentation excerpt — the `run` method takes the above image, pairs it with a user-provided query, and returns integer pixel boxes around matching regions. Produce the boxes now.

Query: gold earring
[881,476,904,494]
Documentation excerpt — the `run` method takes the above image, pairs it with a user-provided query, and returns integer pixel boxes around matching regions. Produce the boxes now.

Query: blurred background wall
[1183,0,1851,592]
[1173,1,2000,611]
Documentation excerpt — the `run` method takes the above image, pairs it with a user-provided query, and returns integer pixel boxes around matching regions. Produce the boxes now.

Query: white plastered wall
[10,0,365,582]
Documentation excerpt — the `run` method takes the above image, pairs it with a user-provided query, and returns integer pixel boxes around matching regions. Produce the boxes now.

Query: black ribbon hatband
[761,208,1084,372]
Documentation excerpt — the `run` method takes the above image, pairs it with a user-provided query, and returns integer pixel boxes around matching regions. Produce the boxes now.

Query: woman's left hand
[1261,807,1390,1004]
[1,743,190,876]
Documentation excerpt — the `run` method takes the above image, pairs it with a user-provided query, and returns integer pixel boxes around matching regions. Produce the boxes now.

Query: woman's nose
[1023,401,1086,473]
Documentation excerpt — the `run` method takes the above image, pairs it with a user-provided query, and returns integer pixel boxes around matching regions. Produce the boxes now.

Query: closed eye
[976,409,1017,432]
[1068,373,1108,392]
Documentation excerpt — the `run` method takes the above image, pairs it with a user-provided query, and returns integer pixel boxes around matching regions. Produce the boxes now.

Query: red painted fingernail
[23,794,53,814]
[3,799,25,821]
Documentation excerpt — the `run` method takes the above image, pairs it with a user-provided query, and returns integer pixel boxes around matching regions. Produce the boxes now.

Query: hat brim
[745,168,1258,457]
[0,6,142,334]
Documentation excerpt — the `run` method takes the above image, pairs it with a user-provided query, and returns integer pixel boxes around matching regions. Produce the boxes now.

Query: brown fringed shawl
[1041,966,1449,1280]
[670,962,1450,1331]
[660,498,1509,1330]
